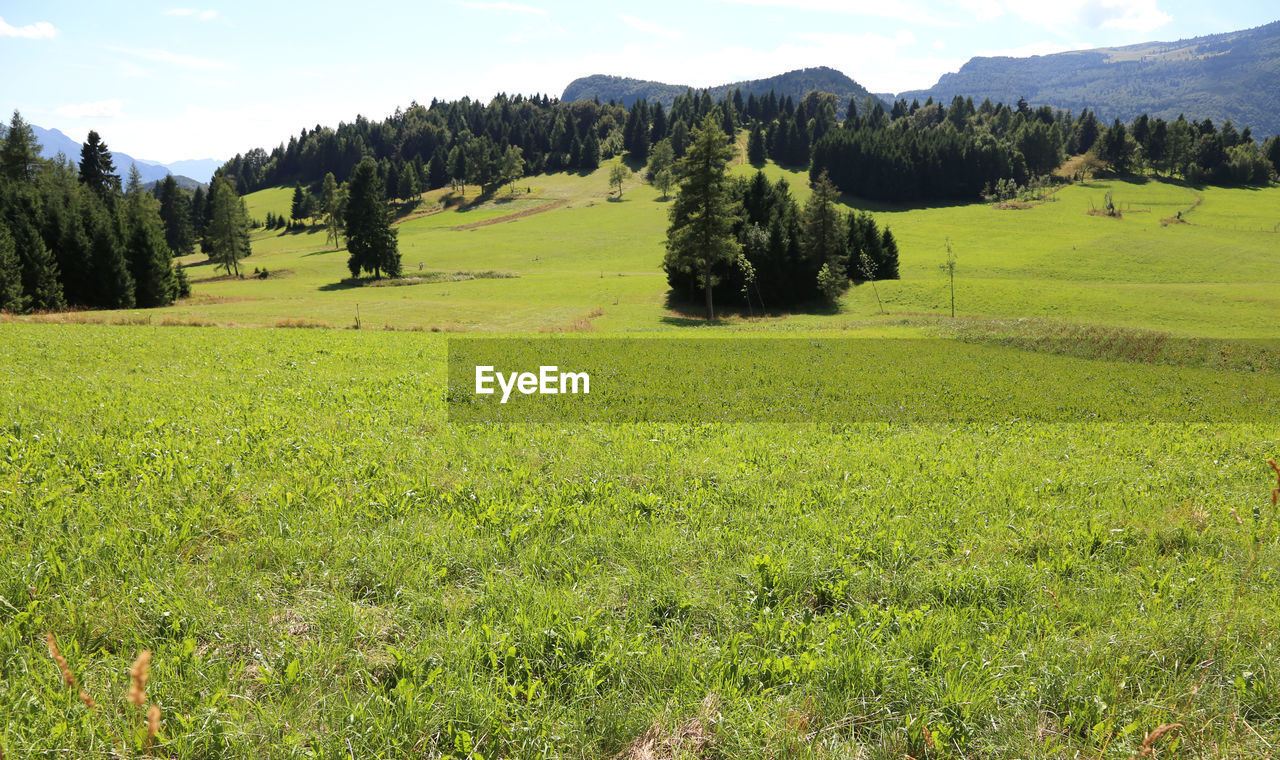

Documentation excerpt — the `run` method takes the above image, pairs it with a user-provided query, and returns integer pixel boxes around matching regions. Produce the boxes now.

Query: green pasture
[8,155,1275,337]
[2,324,1278,758]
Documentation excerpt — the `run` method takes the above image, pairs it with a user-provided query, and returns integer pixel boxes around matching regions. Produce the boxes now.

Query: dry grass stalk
[45,633,76,689]
[1229,507,1243,525]
[1134,722,1182,758]
[128,650,152,707]
[616,694,720,760]
[147,703,162,740]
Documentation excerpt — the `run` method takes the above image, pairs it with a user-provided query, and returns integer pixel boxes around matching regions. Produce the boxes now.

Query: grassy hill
[900,20,1280,138]
[563,66,884,114]
[16,150,1279,338]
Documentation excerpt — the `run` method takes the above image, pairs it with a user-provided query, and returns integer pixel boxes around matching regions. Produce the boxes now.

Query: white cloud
[956,0,1171,34]
[107,46,239,73]
[618,14,682,41]
[453,1,549,17]
[0,15,57,39]
[714,0,960,27]
[164,8,219,21]
[55,99,125,119]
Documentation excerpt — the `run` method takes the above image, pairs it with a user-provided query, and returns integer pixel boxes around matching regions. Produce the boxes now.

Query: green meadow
[10,156,1277,337]
[3,152,1280,758]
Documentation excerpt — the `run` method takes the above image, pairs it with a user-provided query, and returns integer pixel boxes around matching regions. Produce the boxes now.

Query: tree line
[663,115,899,320]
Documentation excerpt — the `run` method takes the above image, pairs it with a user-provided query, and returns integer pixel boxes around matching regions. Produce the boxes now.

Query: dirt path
[451,200,567,231]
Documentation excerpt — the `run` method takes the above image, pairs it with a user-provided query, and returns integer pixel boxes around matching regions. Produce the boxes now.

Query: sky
[1,1,1276,163]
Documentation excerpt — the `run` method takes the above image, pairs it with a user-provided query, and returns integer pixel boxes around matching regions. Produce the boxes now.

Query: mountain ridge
[28,124,222,184]
[562,66,885,114]
[899,20,1280,137]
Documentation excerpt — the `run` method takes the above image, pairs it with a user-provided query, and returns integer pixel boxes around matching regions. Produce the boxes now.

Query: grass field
[2,325,1278,758]
[3,151,1279,757]
[7,155,1277,337]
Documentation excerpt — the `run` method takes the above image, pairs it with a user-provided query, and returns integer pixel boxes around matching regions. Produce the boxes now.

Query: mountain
[562,66,886,115]
[28,124,222,183]
[899,20,1280,138]
[143,175,207,193]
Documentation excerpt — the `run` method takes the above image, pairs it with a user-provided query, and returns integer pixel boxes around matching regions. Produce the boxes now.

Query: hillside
[900,20,1280,137]
[563,66,884,114]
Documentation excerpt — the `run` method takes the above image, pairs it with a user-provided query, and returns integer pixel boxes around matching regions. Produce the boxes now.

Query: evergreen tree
[799,172,847,296]
[190,185,207,239]
[428,146,448,189]
[878,227,900,280]
[0,183,65,311]
[291,184,309,222]
[0,222,28,313]
[447,145,468,195]
[78,131,120,198]
[747,122,766,165]
[344,158,401,279]
[663,114,740,320]
[85,196,135,309]
[397,166,419,202]
[579,131,600,171]
[204,176,251,276]
[124,167,176,307]
[0,110,40,184]
[157,175,195,255]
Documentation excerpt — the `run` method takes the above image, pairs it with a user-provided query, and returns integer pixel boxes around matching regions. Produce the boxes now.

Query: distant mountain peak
[562,66,886,113]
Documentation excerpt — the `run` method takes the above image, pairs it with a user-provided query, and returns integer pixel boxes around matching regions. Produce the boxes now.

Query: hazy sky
[1,1,1276,162]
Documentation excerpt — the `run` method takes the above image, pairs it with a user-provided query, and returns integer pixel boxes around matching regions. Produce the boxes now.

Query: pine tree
[85,196,134,309]
[291,184,309,222]
[663,114,740,320]
[799,172,847,298]
[0,183,65,311]
[190,186,207,239]
[878,227,900,280]
[747,122,766,165]
[0,221,28,313]
[157,175,195,255]
[124,168,176,307]
[0,110,40,184]
[428,146,448,189]
[344,158,401,279]
[78,131,120,198]
[204,176,250,276]
[579,131,600,171]
[397,167,419,202]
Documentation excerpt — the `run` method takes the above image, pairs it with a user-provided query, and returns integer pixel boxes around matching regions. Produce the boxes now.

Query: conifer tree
[204,176,250,276]
[397,167,419,202]
[799,172,847,293]
[124,167,176,307]
[344,158,401,279]
[747,122,766,165]
[0,221,27,313]
[878,227,900,280]
[321,172,343,249]
[190,185,207,239]
[157,175,195,255]
[78,131,120,197]
[664,114,740,320]
[0,110,40,184]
